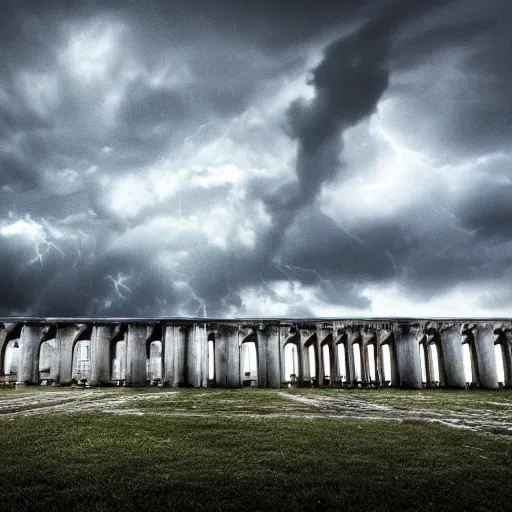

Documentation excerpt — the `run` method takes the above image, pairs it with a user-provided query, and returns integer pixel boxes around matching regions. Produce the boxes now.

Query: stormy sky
[1,0,511,318]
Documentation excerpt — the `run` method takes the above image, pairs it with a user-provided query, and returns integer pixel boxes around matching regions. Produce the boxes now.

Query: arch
[336,340,348,383]
[428,340,441,386]
[321,343,331,385]
[283,341,299,384]
[302,334,318,386]
[240,335,258,387]
[147,340,163,382]
[461,334,478,386]
[494,338,508,386]
[208,333,215,383]
[72,339,91,382]
[109,326,127,382]
[366,342,377,383]
[3,339,20,377]
[1,324,22,378]
[419,338,428,385]
[352,342,362,383]
[111,339,126,381]
[381,343,392,385]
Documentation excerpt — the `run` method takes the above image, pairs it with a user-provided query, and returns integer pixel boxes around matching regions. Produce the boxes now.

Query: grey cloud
[0,0,510,318]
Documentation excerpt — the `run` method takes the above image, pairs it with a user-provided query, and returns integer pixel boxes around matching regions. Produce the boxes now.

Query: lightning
[182,122,215,146]
[0,215,66,277]
[104,272,132,300]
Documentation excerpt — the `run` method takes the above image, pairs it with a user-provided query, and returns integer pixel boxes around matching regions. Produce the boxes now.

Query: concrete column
[225,326,240,387]
[253,328,267,388]
[89,325,113,386]
[18,324,45,385]
[57,325,83,385]
[48,336,60,383]
[163,325,187,387]
[393,322,422,389]
[188,323,207,387]
[503,332,512,388]
[473,324,498,389]
[439,324,465,388]
[125,324,148,386]
[257,325,280,388]
[347,329,360,385]
[316,331,327,387]
[0,326,7,375]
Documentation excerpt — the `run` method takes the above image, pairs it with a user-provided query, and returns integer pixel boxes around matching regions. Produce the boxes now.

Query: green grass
[119,388,314,415]
[289,387,512,412]
[1,404,512,510]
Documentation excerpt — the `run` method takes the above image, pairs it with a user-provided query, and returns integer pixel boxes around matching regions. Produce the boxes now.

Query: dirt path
[280,392,512,437]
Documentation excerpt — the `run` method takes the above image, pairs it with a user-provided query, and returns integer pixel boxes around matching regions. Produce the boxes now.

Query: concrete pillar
[18,324,45,385]
[347,329,360,385]
[163,325,187,387]
[438,324,465,388]
[213,325,240,388]
[504,332,512,388]
[188,323,207,387]
[393,322,422,388]
[316,331,327,387]
[89,325,113,386]
[56,325,81,385]
[224,325,240,387]
[257,325,280,388]
[125,324,148,386]
[473,324,498,389]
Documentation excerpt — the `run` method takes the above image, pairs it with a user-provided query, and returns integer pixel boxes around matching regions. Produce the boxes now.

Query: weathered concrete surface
[393,323,423,388]
[125,325,148,386]
[163,325,187,387]
[89,325,113,386]
[1,318,512,389]
[472,324,498,389]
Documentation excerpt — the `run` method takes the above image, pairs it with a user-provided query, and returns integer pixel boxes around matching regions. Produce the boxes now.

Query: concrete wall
[1,318,511,389]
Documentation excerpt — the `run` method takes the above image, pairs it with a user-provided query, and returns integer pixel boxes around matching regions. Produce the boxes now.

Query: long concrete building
[0,318,511,389]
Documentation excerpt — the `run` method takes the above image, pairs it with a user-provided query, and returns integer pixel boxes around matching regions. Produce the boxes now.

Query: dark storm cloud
[1,0,511,317]
[260,0,453,256]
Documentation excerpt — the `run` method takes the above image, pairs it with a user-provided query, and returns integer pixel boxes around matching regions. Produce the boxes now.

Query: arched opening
[494,342,506,385]
[3,339,20,376]
[284,343,299,384]
[322,343,331,385]
[381,343,392,385]
[147,340,162,382]
[38,339,56,384]
[353,343,361,382]
[308,344,317,381]
[337,342,347,383]
[72,339,91,383]
[419,340,427,384]
[111,339,126,381]
[39,341,51,373]
[461,341,474,385]
[241,340,258,387]
[429,342,441,385]
[208,335,215,382]
[367,343,376,383]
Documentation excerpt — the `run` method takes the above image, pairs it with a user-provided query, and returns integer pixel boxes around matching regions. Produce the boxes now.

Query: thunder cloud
[0,0,511,318]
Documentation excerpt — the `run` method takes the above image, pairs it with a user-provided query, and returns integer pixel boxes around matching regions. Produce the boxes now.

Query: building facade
[1,318,511,389]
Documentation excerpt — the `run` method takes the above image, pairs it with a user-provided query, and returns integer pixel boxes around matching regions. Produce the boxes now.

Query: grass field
[1,388,511,511]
